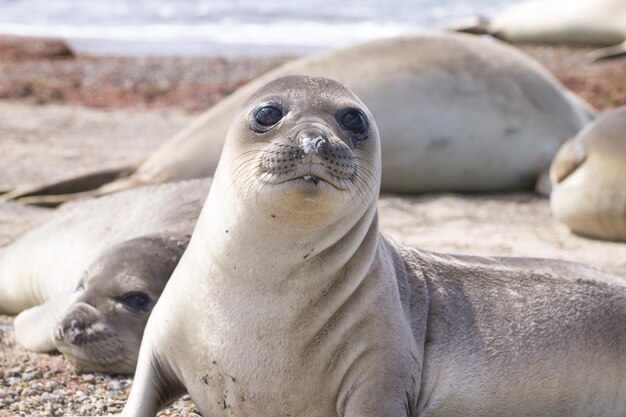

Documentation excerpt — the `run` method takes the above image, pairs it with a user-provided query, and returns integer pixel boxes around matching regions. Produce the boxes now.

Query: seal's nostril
[314,136,328,150]
[301,136,323,154]
[55,326,64,340]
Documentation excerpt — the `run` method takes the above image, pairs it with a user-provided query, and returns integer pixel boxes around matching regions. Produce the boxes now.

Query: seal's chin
[56,340,137,374]
[60,350,136,374]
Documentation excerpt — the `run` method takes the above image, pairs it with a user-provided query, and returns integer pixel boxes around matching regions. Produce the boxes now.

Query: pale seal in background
[456,0,626,62]
[5,32,594,205]
[1,178,211,372]
[550,106,626,241]
[103,76,626,417]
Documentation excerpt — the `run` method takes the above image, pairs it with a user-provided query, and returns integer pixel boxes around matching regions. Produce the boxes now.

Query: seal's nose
[57,318,85,343]
[54,302,100,344]
[298,128,329,155]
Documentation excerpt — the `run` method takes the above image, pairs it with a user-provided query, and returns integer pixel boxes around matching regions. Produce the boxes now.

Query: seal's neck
[188,170,379,288]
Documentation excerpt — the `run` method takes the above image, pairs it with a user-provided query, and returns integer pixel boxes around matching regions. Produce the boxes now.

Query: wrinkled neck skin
[193,159,379,290]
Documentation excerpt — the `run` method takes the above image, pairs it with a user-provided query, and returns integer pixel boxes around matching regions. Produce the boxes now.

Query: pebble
[107,380,122,391]
[81,373,95,382]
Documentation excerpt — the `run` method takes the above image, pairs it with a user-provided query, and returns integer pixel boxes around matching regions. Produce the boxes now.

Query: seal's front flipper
[534,168,552,197]
[14,291,73,352]
[0,164,136,206]
[550,138,587,185]
[447,15,491,35]
[13,190,103,208]
[68,355,184,417]
[587,41,626,63]
[0,185,13,195]
[119,351,186,417]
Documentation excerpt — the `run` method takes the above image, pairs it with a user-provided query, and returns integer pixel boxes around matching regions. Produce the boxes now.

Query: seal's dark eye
[255,105,283,127]
[119,292,153,312]
[337,108,368,137]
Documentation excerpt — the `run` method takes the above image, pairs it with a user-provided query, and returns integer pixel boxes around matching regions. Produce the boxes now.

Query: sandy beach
[0,36,625,416]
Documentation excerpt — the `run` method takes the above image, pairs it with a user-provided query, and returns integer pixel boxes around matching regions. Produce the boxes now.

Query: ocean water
[0,0,519,56]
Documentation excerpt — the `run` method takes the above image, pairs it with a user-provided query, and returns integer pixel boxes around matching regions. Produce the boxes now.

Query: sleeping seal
[1,178,211,373]
[550,106,626,241]
[5,32,594,205]
[456,0,626,62]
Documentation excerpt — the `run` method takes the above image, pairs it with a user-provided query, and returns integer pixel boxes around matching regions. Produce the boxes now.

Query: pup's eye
[255,105,283,127]
[119,292,153,312]
[337,108,369,138]
[74,281,85,293]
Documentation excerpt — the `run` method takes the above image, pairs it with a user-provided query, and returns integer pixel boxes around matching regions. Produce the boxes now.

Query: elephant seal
[50,235,186,374]
[5,32,593,205]
[101,76,626,417]
[456,0,626,62]
[550,106,626,241]
[1,178,211,372]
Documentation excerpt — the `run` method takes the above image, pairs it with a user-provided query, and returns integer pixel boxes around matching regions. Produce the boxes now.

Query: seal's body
[5,32,593,205]
[101,76,626,417]
[0,179,210,373]
[457,0,626,62]
[551,106,626,241]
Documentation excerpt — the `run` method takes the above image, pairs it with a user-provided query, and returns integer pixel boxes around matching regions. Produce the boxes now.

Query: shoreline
[0,36,624,113]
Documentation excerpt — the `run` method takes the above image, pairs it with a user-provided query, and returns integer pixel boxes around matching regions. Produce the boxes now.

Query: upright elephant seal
[550,106,626,242]
[98,76,626,417]
[5,32,594,206]
[1,178,211,373]
[456,0,626,62]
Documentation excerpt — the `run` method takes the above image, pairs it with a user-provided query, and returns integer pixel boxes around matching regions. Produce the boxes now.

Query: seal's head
[221,75,381,226]
[53,235,187,374]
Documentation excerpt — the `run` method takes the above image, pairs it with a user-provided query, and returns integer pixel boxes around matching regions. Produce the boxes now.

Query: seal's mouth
[262,164,347,191]
[302,175,320,185]
[55,331,137,374]
[60,349,135,374]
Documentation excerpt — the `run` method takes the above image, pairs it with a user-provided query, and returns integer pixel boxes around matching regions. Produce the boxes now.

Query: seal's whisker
[353,164,377,185]
[232,159,260,186]
[356,169,377,203]
[347,175,368,207]
[240,167,261,199]
[232,155,263,185]
[354,155,378,173]
[354,168,377,202]
[234,162,259,197]
[232,151,263,174]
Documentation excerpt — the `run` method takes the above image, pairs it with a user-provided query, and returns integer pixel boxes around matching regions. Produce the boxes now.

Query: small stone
[81,374,95,382]
[22,371,41,381]
[45,380,58,390]
[107,380,122,390]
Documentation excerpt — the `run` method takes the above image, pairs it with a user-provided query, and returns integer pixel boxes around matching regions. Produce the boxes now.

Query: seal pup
[550,106,626,241]
[49,235,186,374]
[1,178,211,371]
[455,0,626,62]
[6,32,594,205]
[97,76,626,417]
